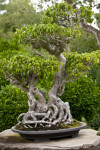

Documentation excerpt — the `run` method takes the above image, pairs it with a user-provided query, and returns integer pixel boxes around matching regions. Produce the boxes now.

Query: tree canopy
[15,23,78,56]
[43,2,93,25]
[1,55,60,92]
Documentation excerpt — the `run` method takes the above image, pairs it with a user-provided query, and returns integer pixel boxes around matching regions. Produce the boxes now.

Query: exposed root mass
[17,99,73,129]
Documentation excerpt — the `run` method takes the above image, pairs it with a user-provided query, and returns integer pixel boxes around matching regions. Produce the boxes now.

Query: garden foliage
[61,76,100,122]
[69,30,100,53]
[88,64,100,89]
[0,84,28,132]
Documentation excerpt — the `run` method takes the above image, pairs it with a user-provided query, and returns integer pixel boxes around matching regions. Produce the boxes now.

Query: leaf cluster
[1,55,60,87]
[15,23,75,55]
[64,50,100,79]
[16,23,72,42]
[43,2,74,24]
[43,1,94,25]
[0,38,19,52]
[80,5,94,23]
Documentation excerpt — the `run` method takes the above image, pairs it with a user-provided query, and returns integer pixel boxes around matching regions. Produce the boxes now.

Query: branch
[32,48,45,57]
[4,74,29,93]
[33,87,46,105]
[80,20,100,46]
[28,74,38,103]
[48,54,67,103]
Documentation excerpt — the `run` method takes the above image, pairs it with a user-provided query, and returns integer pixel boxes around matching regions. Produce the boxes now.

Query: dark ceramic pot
[11,122,86,141]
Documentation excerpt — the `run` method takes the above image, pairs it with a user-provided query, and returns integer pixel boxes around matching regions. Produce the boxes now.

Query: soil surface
[15,120,81,131]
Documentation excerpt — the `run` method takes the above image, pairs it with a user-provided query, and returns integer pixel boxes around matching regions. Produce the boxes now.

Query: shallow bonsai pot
[11,122,86,141]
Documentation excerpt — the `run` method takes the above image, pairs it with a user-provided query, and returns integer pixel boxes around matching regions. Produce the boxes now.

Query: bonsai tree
[1,2,100,130]
[1,23,75,129]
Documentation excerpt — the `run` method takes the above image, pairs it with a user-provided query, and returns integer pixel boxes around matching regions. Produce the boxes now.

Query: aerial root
[17,101,73,129]
[17,113,26,124]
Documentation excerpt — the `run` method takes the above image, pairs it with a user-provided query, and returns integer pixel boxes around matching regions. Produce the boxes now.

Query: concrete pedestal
[0,129,100,150]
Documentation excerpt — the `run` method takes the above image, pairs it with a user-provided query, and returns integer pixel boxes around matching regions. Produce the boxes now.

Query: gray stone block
[0,129,100,150]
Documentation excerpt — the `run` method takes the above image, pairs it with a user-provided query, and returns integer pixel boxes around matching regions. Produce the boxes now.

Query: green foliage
[0,0,6,2]
[90,113,100,130]
[43,1,93,25]
[87,64,100,88]
[0,76,9,90]
[0,84,28,132]
[2,50,100,95]
[16,23,75,43]
[0,38,19,52]
[0,38,40,92]
[1,55,60,91]
[0,37,35,60]
[95,13,100,29]
[0,38,20,92]
[0,38,27,90]
[64,50,100,79]
[80,5,93,23]
[42,1,80,40]
[69,29,100,53]
[43,2,75,24]
[15,23,77,55]
[0,0,43,38]
[61,76,100,122]
[0,0,7,11]
[16,23,65,38]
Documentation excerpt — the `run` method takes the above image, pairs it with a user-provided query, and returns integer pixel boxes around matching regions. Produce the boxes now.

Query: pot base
[11,122,86,141]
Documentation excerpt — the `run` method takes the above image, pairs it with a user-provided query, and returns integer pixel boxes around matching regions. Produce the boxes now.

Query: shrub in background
[0,76,9,90]
[87,64,100,89]
[69,29,100,53]
[90,114,100,130]
[61,76,100,122]
[89,105,100,130]
[0,84,28,132]
[0,38,34,92]
[0,38,20,52]
[0,38,29,60]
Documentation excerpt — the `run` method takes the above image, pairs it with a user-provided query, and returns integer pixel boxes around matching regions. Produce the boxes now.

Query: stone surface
[0,129,100,150]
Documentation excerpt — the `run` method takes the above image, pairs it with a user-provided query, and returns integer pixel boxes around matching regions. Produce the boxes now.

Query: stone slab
[0,129,100,150]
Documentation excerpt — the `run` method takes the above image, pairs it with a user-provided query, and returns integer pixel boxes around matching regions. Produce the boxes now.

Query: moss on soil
[60,120,81,129]
[15,120,82,131]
